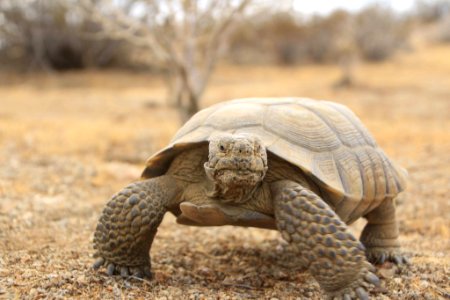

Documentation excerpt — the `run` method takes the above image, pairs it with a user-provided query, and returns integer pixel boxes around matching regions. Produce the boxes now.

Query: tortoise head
[204,133,268,203]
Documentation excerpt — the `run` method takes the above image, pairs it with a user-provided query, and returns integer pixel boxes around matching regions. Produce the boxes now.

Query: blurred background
[0,0,449,299]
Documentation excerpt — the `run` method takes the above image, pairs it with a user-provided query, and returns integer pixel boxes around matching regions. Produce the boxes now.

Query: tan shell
[143,98,407,220]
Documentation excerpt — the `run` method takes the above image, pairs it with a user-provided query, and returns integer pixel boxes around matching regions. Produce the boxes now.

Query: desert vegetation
[1,1,449,114]
[0,1,449,299]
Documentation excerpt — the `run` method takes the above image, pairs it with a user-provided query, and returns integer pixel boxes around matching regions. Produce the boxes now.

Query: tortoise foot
[326,265,380,300]
[366,247,410,265]
[92,256,153,279]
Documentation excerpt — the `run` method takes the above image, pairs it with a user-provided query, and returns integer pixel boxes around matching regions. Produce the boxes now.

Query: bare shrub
[228,13,308,65]
[354,5,411,62]
[81,0,251,120]
[303,10,353,63]
[228,11,352,65]
[229,7,411,65]
[265,13,308,65]
[0,0,131,71]
[227,18,271,64]
[415,0,450,23]
[436,15,450,42]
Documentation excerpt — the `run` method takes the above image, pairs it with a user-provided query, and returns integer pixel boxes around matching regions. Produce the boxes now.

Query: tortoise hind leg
[360,198,408,265]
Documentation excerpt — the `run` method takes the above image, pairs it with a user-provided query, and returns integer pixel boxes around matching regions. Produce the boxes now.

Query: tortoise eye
[219,145,226,152]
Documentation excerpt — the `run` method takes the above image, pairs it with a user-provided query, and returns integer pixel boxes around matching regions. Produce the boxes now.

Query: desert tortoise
[92,98,408,299]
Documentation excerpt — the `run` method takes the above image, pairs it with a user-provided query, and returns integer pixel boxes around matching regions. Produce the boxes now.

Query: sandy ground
[0,45,449,299]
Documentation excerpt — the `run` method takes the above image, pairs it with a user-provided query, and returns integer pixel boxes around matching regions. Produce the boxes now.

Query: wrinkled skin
[204,133,268,204]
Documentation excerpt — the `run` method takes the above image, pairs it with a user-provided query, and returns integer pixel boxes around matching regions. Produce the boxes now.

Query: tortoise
[92,98,408,299]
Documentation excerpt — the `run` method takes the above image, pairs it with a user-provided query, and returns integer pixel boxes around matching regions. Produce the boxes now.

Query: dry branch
[79,0,251,120]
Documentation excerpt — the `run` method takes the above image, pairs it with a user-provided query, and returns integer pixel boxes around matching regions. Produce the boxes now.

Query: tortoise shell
[142,98,407,221]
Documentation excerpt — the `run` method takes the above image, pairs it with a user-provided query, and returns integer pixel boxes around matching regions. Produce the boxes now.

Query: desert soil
[0,45,449,299]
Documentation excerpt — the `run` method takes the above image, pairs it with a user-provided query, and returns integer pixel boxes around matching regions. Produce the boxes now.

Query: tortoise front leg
[271,180,380,300]
[92,175,182,278]
[361,198,408,265]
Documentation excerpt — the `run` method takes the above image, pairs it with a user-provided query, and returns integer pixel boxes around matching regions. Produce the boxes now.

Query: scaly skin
[361,199,409,265]
[92,176,182,277]
[92,133,407,298]
[272,180,380,300]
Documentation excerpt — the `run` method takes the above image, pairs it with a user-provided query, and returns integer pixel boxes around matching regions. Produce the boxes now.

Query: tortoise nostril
[235,143,252,155]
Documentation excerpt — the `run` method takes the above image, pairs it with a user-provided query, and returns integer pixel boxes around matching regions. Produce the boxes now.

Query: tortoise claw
[130,267,143,278]
[366,248,409,266]
[364,272,380,287]
[92,256,153,279]
[355,287,368,300]
[402,256,411,265]
[378,253,386,264]
[143,265,153,278]
[327,266,378,299]
[393,255,402,265]
[120,267,129,277]
[393,255,410,265]
[92,257,105,270]
[106,263,115,276]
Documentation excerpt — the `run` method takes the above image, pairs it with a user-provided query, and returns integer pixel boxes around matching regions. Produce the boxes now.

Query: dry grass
[0,45,449,299]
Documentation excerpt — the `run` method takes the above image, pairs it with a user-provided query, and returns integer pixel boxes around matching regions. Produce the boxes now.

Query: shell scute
[143,98,407,208]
